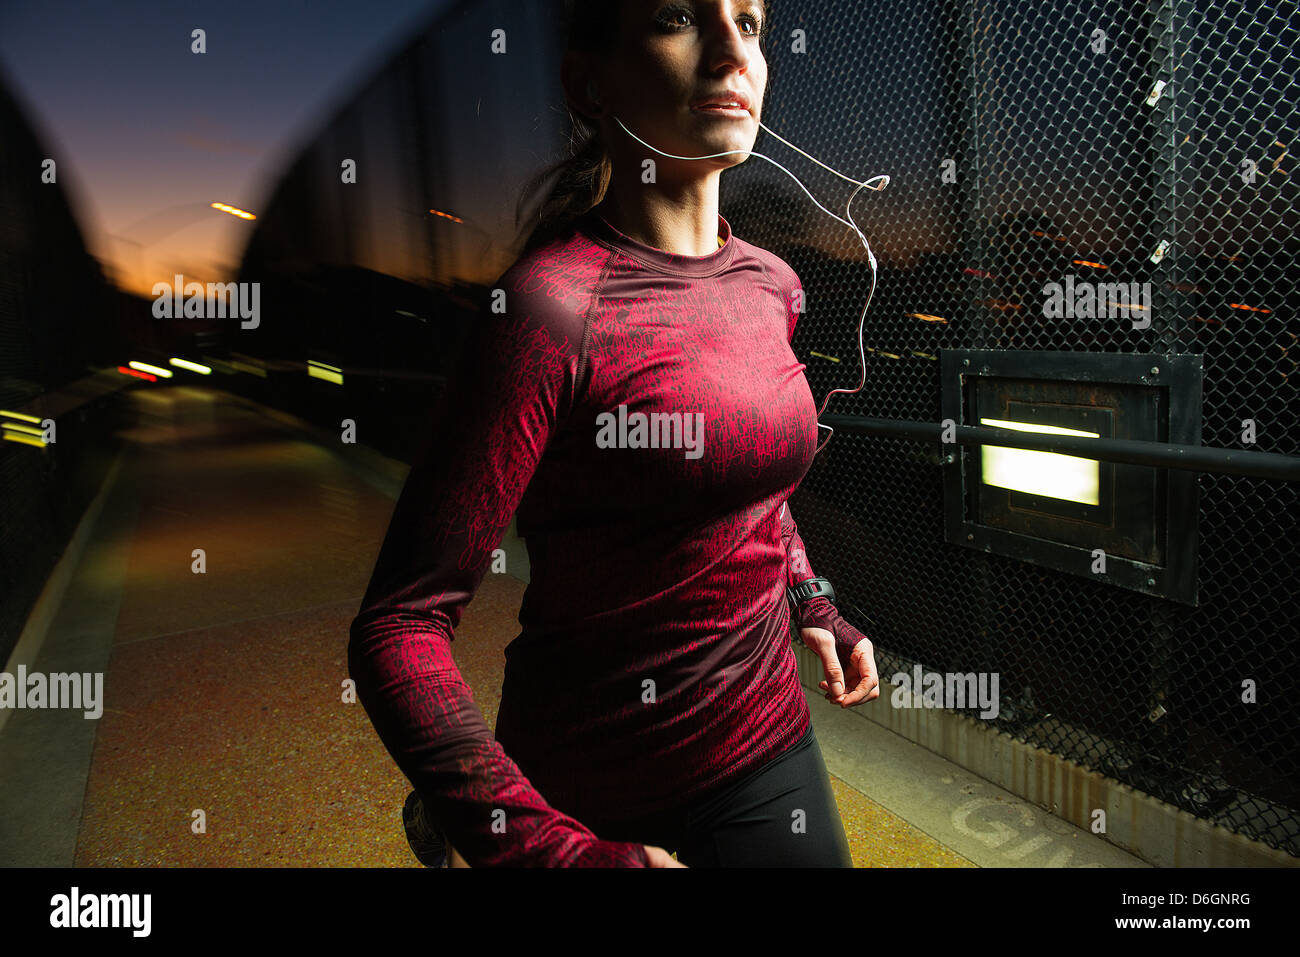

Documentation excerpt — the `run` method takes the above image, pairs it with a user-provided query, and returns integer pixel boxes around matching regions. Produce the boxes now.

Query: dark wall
[0,71,125,667]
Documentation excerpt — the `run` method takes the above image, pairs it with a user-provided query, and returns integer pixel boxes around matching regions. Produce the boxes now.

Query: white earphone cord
[613,115,890,457]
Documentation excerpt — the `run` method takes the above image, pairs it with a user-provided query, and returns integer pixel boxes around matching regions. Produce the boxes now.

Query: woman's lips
[691,105,750,118]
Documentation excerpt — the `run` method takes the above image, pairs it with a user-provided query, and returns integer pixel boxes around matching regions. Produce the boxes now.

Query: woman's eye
[655,6,692,29]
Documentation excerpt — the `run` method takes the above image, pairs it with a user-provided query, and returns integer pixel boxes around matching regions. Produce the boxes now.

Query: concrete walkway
[0,384,1145,867]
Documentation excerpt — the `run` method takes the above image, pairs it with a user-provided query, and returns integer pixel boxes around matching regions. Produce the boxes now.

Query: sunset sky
[0,0,449,296]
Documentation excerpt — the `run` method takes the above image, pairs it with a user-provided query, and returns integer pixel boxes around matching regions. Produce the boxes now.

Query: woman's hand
[644,844,687,867]
[800,625,880,708]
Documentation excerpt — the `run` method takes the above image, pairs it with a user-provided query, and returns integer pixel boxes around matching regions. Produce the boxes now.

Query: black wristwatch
[787,577,836,607]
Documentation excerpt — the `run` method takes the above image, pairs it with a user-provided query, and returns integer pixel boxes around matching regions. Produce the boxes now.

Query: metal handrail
[819,414,1300,481]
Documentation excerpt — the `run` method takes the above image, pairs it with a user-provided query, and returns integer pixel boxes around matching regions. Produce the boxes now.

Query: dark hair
[513,0,621,255]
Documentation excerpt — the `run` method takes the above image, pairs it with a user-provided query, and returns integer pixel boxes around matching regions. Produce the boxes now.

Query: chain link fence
[722,0,1298,855]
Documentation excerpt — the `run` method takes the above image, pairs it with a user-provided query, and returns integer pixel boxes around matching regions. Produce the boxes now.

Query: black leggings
[588,724,853,867]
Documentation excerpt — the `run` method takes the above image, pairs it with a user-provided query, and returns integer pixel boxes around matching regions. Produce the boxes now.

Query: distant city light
[211,202,256,220]
[308,360,343,385]
[1,405,44,443]
[128,361,173,378]
[1,424,46,448]
[169,358,212,374]
[2,420,43,437]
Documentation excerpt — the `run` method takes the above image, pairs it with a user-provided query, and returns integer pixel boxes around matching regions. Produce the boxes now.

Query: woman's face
[599,0,768,172]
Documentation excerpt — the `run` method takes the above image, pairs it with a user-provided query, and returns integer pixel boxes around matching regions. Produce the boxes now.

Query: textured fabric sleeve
[347,297,649,868]
[779,502,868,671]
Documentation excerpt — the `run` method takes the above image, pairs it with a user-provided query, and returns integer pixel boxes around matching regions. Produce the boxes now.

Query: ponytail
[513,109,612,255]
[513,0,619,255]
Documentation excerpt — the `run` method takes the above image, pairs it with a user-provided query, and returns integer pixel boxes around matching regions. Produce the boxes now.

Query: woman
[348,0,880,868]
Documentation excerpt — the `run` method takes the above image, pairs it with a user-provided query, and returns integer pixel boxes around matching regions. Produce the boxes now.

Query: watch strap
[787,577,836,606]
